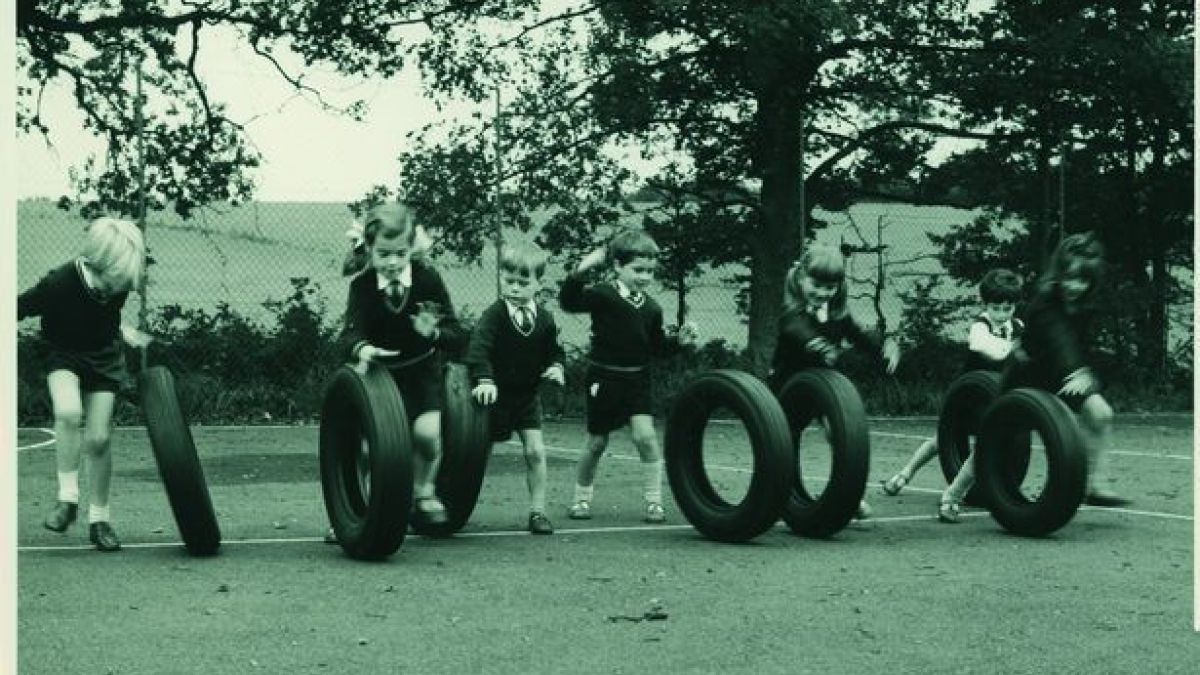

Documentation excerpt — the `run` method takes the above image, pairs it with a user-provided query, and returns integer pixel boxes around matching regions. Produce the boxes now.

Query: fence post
[135,54,149,331]
[494,86,503,299]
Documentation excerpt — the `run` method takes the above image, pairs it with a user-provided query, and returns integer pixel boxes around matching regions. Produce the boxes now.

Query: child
[17,217,150,551]
[936,232,1128,523]
[330,203,466,539]
[464,242,566,534]
[559,229,696,523]
[880,268,1023,498]
[768,244,901,520]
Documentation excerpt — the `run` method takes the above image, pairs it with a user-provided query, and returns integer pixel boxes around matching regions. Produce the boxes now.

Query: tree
[16,0,526,218]
[922,0,1194,373]
[393,1,1029,374]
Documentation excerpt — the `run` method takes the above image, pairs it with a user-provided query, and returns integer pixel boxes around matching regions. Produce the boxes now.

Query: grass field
[15,413,1195,674]
[16,199,983,351]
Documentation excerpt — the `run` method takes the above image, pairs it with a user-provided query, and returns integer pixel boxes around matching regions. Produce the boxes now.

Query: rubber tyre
[413,362,493,536]
[139,366,221,556]
[937,371,1030,506]
[320,364,414,560]
[664,369,793,543]
[776,369,869,538]
[974,388,1087,537]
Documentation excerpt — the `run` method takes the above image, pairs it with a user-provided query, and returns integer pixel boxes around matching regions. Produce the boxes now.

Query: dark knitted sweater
[769,307,881,390]
[559,273,677,368]
[1007,293,1098,396]
[18,260,128,352]
[340,261,466,363]
[464,299,565,396]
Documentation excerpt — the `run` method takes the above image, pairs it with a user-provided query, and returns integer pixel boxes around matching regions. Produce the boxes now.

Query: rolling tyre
[974,388,1087,537]
[139,366,221,556]
[320,364,413,560]
[776,369,869,538]
[413,362,492,536]
[664,370,793,543]
[937,370,1030,505]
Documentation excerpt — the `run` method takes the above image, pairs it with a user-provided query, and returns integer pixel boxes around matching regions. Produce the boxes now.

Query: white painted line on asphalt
[15,428,55,452]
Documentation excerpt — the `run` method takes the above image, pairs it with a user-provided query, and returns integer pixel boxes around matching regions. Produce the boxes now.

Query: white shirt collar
[376,265,412,290]
[810,302,829,323]
[504,299,536,318]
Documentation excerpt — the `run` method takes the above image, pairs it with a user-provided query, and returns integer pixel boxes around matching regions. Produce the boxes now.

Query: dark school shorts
[584,365,652,435]
[487,390,543,443]
[43,343,127,393]
[387,356,443,424]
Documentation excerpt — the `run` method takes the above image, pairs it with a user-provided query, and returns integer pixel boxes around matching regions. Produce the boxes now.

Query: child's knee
[410,413,442,460]
[54,406,84,429]
[586,435,608,457]
[522,442,547,465]
[1081,395,1113,432]
[82,427,112,454]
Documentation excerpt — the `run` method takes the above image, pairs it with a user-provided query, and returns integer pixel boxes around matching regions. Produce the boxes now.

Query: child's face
[1060,265,1092,304]
[370,235,413,283]
[800,274,839,309]
[615,255,656,293]
[984,301,1015,325]
[86,261,132,298]
[500,268,541,304]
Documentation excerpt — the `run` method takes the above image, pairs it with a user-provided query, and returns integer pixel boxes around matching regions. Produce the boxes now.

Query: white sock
[88,504,111,524]
[641,460,663,504]
[573,484,594,504]
[57,471,80,503]
[414,483,435,500]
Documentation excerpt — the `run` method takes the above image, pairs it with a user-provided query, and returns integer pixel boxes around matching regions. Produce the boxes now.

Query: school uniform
[768,304,882,393]
[1002,292,1097,411]
[18,260,129,392]
[559,274,678,435]
[341,260,466,422]
[963,312,1024,373]
[465,298,565,441]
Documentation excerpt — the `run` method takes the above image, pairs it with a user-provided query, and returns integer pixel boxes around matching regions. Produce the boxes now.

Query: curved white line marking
[16,428,55,452]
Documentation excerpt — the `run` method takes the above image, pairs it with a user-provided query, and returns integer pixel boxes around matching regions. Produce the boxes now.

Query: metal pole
[1059,132,1067,234]
[494,86,504,298]
[135,56,149,330]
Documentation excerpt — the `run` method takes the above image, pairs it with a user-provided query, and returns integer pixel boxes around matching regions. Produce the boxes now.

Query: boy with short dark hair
[559,229,696,523]
[465,242,565,534]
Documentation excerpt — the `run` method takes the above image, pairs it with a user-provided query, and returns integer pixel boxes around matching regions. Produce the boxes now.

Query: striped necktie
[516,306,533,332]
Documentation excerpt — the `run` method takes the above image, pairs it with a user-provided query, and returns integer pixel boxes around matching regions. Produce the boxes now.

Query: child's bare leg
[81,391,117,522]
[518,429,548,513]
[46,371,84,510]
[883,438,937,495]
[629,414,662,502]
[410,411,443,505]
[569,433,607,518]
[1079,394,1121,502]
[938,452,975,523]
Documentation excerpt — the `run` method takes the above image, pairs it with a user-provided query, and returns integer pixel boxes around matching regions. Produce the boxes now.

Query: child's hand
[675,321,699,346]
[472,382,498,405]
[1059,367,1097,397]
[806,337,839,366]
[542,364,565,386]
[120,325,153,348]
[576,247,608,274]
[411,301,443,338]
[882,338,901,374]
[353,344,400,374]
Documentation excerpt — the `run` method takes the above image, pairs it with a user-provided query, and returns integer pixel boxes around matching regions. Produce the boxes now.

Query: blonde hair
[499,241,549,279]
[608,229,660,266]
[81,217,145,289]
[783,244,848,318]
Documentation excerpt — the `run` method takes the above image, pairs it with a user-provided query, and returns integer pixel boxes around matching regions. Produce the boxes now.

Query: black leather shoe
[324,527,339,544]
[1084,492,1131,508]
[528,512,554,535]
[43,501,78,533]
[89,522,122,552]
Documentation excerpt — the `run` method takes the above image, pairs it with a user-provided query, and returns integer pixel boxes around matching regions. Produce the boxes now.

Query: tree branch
[486,4,599,52]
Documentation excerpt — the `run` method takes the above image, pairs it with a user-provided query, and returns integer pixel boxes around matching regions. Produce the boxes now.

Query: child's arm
[1027,303,1097,397]
[423,269,467,355]
[841,315,900,373]
[967,321,1014,363]
[465,308,500,404]
[559,247,607,313]
[541,312,566,384]
[16,275,52,320]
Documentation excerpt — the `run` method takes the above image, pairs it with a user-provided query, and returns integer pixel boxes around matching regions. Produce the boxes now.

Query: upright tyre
[413,362,492,536]
[139,366,221,556]
[664,370,793,543]
[776,369,869,538]
[320,364,414,560]
[974,388,1087,537]
[937,370,1030,505]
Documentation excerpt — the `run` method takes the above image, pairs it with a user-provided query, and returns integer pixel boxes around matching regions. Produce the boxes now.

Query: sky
[16,25,487,203]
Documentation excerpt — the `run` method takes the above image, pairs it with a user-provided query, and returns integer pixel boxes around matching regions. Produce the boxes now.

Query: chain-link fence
[16,197,1193,424]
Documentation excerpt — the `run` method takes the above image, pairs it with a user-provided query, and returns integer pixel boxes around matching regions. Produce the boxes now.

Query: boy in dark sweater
[18,217,151,551]
[559,229,696,523]
[465,242,565,534]
[335,203,467,535]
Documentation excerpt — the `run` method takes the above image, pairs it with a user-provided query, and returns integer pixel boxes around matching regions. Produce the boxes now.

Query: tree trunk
[744,83,804,376]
